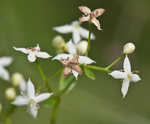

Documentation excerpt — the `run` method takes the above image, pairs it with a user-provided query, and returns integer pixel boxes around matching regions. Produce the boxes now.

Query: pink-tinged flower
[53,21,95,44]
[110,55,141,98]
[12,79,53,118]
[13,44,51,62]
[79,6,105,30]
[0,57,13,81]
[53,54,95,79]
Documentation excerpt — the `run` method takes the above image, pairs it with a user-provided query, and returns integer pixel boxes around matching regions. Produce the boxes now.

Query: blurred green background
[0,0,150,124]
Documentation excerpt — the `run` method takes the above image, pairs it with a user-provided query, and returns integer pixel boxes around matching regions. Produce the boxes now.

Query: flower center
[127,73,132,79]
[28,99,36,105]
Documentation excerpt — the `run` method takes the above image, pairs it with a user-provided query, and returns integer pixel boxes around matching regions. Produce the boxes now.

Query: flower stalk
[35,60,53,92]
[86,22,92,56]
[105,54,125,70]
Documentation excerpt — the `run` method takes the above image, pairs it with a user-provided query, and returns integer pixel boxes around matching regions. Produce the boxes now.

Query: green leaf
[84,67,96,80]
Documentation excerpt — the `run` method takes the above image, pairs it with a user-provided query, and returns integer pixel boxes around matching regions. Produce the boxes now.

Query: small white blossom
[110,55,141,98]
[0,57,13,81]
[13,44,51,62]
[53,54,95,79]
[12,79,53,118]
[53,21,95,44]
[123,42,135,54]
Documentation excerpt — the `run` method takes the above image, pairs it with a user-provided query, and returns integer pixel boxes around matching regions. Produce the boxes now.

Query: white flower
[53,53,95,79]
[53,21,95,44]
[110,55,141,98]
[13,44,51,62]
[12,79,53,118]
[0,57,13,81]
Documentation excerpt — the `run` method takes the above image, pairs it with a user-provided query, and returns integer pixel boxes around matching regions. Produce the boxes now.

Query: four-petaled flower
[53,21,95,44]
[79,6,105,30]
[12,79,53,118]
[110,55,141,98]
[13,44,51,62]
[0,57,13,81]
[53,54,95,79]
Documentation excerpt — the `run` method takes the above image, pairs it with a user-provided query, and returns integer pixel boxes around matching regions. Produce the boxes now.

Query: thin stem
[86,65,111,73]
[105,54,125,70]
[50,96,60,124]
[35,60,53,92]
[86,22,92,56]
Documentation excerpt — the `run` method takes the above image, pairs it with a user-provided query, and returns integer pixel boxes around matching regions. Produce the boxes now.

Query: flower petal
[121,79,130,98]
[72,70,79,80]
[34,44,40,51]
[12,96,28,106]
[91,18,101,30]
[13,47,29,54]
[27,79,35,98]
[35,93,53,103]
[110,71,126,79]
[78,56,95,65]
[52,54,73,61]
[19,80,27,94]
[72,30,81,44]
[79,16,90,23]
[36,52,51,59]
[93,8,105,17]
[0,57,13,66]
[66,40,77,54]
[27,52,36,62]
[78,6,91,15]
[29,103,38,118]
[123,55,131,73]
[0,66,9,80]
[131,74,141,82]
[79,27,95,40]
[53,25,73,34]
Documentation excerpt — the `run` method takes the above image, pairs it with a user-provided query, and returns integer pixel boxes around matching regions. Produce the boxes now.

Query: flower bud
[5,88,16,100]
[0,104,2,113]
[52,35,66,49]
[76,41,88,55]
[11,73,24,87]
[123,42,135,54]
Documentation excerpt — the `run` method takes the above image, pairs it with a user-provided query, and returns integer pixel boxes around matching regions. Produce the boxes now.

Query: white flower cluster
[0,5,142,122]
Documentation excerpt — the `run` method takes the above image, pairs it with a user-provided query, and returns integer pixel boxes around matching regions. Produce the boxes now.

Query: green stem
[86,65,111,73]
[105,54,125,70]
[50,96,60,124]
[35,60,52,92]
[86,22,92,56]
